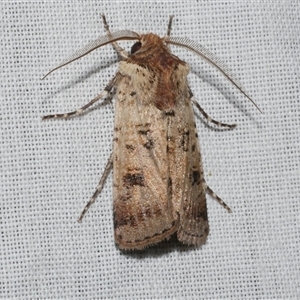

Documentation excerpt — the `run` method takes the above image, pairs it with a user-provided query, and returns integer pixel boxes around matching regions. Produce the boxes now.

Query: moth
[43,15,260,250]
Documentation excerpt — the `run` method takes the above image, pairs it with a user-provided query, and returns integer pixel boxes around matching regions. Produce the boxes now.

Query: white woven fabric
[1,1,299,299]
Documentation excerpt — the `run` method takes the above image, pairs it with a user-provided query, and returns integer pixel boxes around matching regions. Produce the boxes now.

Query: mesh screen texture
[1,1,299,299]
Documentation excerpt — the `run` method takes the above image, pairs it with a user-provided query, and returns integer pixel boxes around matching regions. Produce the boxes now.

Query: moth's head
[130,33,168,56]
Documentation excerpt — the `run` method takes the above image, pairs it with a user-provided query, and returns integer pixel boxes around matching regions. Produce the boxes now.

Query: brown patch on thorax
[127,33,186,111]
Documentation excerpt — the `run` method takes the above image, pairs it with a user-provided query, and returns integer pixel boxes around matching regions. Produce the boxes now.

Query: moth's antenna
[166,15,174,38]
[168,37,261,113]
[42,30,139,79]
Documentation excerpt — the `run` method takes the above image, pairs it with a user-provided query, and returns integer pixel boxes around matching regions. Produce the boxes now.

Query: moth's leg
[42,90,108,120]
[206,185,232,212]
[101,14,128,59]
[166,15,174,37]
[192,98,236,129]
[105,87,116,107]
[78,152,113,222]
[42,75,117,120]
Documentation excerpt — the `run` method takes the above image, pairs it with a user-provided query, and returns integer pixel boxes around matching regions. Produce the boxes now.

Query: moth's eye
[131,42,142,55]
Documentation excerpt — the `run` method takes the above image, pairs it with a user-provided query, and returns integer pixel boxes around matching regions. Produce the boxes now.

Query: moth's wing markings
[113,70,178,250]
[176,96,209,246]
[166,64,190,214]
[166,63,209,246]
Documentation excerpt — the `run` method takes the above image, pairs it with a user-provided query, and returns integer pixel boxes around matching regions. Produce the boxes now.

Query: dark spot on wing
[135,123,151,128]
[153,205,163,217]
[191,170,200,186]
[114,214,138,228]
[168,177,172,199]
[196,210,208,221]
[123,173,145,187]
[125,144,135,152]
[180,130,190,152]
[118,193,131,202]
[143,139,154,150]
[164,110,175,117]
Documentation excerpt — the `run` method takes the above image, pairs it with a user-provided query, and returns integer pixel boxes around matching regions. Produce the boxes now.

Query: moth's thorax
[128,33,185,71]
[118,33,190,111]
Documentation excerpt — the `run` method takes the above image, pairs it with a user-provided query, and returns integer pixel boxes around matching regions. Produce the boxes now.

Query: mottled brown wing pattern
[113,57,208,249]
[166,65,209,247]
[175,99,209,246]
[113,69,179,250]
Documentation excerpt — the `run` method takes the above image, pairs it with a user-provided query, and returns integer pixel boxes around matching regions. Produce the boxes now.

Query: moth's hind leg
[101,15,128,59]
[78,152,113,222]
[206,185,232,212]
[42,74,118,120]
[192,98,236,129]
